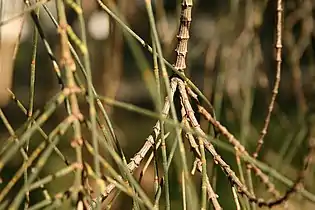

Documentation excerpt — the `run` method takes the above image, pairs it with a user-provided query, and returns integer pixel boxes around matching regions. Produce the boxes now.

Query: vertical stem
[253,0,283,159]
[181,171,187,210]
[144,1,172,208]
[172,1,198,208]
[25,4,40,208]
[151,33,161,203]
[76,0,101,207]
[56,0,83,207]
[28,4,39,120]
[199,136,207,210]
[174,0,192,73]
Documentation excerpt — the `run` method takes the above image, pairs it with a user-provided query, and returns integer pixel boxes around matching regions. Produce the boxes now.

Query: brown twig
[90,78,178,205]
[177,78,259,201]
[56,0,84,207]
[253,0,283,159]
[181,115,222,209]
[186,72,283,200]
[174,0,192,72]
[198,102,315,207]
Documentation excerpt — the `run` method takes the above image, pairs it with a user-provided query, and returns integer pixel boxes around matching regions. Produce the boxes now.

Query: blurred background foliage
[1,0,315,209]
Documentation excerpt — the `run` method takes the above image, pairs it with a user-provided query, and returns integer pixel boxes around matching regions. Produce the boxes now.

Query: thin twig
[89,79,177,207]
[56,0,84,207]
[253,0,283,159]
[76,0,101,206]
[182,118,222,210]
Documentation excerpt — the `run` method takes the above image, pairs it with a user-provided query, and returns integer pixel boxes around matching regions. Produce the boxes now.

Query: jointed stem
[56,0,84,207]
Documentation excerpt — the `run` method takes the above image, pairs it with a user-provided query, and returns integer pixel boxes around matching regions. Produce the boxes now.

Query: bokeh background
[1,0,315,209]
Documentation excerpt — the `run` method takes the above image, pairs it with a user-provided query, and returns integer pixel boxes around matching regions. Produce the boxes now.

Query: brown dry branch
[180,101,221,209]
[187,79,282,199]
[177,77,292,207]
[181,116,221,209]
[198,103,315,207]
[89,78,178,206]
[154,0,275,207]
[198,105,280,195]
[2,0,315,209]
[56,0,85,207]
[247,0,283,201]
[253,0,283,159]
[176,79,257,200]
[93,1,238,208]
[173,0,192,72]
